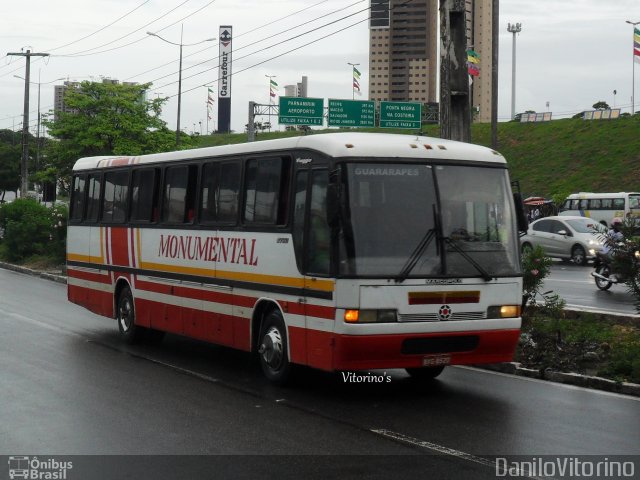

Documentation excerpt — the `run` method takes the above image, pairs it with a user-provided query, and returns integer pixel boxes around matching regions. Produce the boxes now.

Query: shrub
[0,198,67,264]
[521,244,554,309]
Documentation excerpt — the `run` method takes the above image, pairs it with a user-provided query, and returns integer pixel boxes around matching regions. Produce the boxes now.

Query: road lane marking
[371,429,545,480]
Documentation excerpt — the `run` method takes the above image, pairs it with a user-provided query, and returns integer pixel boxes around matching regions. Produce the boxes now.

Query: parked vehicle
[520,216,605,265]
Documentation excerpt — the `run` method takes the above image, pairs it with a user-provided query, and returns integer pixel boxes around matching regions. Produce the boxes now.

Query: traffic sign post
[278,97,324,126]
[379,101,422,129]
[327,99,375,127]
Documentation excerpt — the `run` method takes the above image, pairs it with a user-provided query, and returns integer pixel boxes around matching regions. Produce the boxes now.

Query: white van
[559,192,640,226]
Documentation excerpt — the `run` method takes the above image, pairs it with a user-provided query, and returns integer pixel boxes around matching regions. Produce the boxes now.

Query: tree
[592,101,610,110]
[0,130,21,202]
[43,81,191,191]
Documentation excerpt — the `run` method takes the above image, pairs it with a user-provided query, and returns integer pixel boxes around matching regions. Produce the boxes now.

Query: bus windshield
[338,163,521,278]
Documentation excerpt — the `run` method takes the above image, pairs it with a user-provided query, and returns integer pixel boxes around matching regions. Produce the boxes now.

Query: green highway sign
[379,101,422,129]
[278,97,324,126]
[327,99,375,127]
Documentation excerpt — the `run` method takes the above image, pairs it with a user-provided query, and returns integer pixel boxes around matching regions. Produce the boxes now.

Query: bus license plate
[422,354,451,367]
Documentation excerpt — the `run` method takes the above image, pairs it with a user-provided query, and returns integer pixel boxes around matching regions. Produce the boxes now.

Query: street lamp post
[507,22,522,120]
[147,25,214,147]
[625,20,640,115]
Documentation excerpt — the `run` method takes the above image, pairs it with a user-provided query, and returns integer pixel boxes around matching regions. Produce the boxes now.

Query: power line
[147,3,370,91]
[52,0,196,57]
[48,0,151,52]
[124,0,341,81]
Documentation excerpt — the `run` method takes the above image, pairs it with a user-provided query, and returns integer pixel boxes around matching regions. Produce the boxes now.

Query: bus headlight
[487,305,521,318]
[344,309,398,323]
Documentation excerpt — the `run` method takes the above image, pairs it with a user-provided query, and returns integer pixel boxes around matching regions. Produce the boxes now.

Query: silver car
[520,215,605,265]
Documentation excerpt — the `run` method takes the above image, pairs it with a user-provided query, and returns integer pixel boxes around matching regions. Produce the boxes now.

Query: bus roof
[72,132,506,171]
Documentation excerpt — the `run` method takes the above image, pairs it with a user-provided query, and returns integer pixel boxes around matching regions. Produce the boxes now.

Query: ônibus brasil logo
[8,456,73,479]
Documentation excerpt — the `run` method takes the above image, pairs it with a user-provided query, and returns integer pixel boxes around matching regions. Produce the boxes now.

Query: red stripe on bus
[135,278,336,320]
[67,268,112,284]
[109,227,130,267]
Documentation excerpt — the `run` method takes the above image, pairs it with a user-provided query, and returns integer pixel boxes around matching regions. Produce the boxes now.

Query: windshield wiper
[445,237,494,281]
[395,228,437,283]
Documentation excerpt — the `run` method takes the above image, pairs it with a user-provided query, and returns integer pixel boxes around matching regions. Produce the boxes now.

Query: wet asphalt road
[544,262,637,316]
[0,268,638,478]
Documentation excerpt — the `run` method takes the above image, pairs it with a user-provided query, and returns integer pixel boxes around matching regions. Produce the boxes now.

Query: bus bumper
[332,328,521,371]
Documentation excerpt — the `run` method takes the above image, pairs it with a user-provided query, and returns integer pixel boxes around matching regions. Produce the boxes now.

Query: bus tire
[258,310,292,385]
[116,286,145,344]
[405,366,445,380]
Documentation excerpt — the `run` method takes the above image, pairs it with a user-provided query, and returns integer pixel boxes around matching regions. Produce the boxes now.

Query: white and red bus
[67,132,526,383]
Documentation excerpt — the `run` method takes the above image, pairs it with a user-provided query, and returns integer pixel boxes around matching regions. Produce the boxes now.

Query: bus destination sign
[327,99,376,127]
[379,101,422,129]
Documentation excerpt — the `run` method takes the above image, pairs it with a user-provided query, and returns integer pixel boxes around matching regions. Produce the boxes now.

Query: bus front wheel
[117,286,145,344]
[258,310,292,385]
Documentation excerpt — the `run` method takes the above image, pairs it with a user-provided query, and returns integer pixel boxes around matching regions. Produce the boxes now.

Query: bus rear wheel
[117,286,145,344]
[258,310,292,385]
[405,366,445,380]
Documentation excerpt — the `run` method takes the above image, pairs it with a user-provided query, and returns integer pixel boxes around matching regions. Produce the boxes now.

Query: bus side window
[162,165,198,224]
[218,161,241,224]
[292,171,309,272]
[70,175,87,222]
[85,174,102,223]
[243,156,290,225]
[307,170,330,275]
[101,170,129,223]
[590,199,601,210]
[131,169,159,223]
[613,198,625,210]
[200,162,220,223]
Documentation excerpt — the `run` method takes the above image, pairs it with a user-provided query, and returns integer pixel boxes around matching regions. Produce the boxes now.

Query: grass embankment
[517,311,640,384]
[196,115,640,200]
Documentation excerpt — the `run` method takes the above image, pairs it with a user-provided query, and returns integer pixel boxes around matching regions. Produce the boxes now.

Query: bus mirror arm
[513,192,529,234]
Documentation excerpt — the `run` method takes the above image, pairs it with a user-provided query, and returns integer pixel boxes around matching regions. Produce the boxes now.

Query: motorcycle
[591,249,640,291]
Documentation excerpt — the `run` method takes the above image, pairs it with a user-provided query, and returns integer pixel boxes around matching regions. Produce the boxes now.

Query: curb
[1,263,639,397]
[0,261,67,285]
[480,362,640,397]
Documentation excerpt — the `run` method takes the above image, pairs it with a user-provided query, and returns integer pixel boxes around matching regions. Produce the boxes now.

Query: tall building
[466,0,493,123]
[368,0,494,123]
[368,0,438,104]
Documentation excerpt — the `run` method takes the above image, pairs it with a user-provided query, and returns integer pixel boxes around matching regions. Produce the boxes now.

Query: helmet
[611,218,623,226]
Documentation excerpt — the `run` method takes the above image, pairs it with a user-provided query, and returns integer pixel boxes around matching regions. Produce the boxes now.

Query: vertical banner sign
[218,25,232,133]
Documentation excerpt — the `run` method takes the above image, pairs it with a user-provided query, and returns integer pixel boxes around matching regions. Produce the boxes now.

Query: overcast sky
[1,0,638,136]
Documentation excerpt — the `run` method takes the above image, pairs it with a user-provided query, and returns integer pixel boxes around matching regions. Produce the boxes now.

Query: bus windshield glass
[338,163,521,278]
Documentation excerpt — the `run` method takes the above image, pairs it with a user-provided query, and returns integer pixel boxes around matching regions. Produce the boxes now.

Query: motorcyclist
[600,217,624,262]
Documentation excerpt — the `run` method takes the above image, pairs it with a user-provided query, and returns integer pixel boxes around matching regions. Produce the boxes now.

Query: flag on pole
[467,49,480,77]
[634,27,640,63]
[269,79,278,99]
[352,66,362,96]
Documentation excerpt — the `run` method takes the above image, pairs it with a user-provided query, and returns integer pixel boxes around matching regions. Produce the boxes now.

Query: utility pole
[7,49,49,197]
[507,22,522,120]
